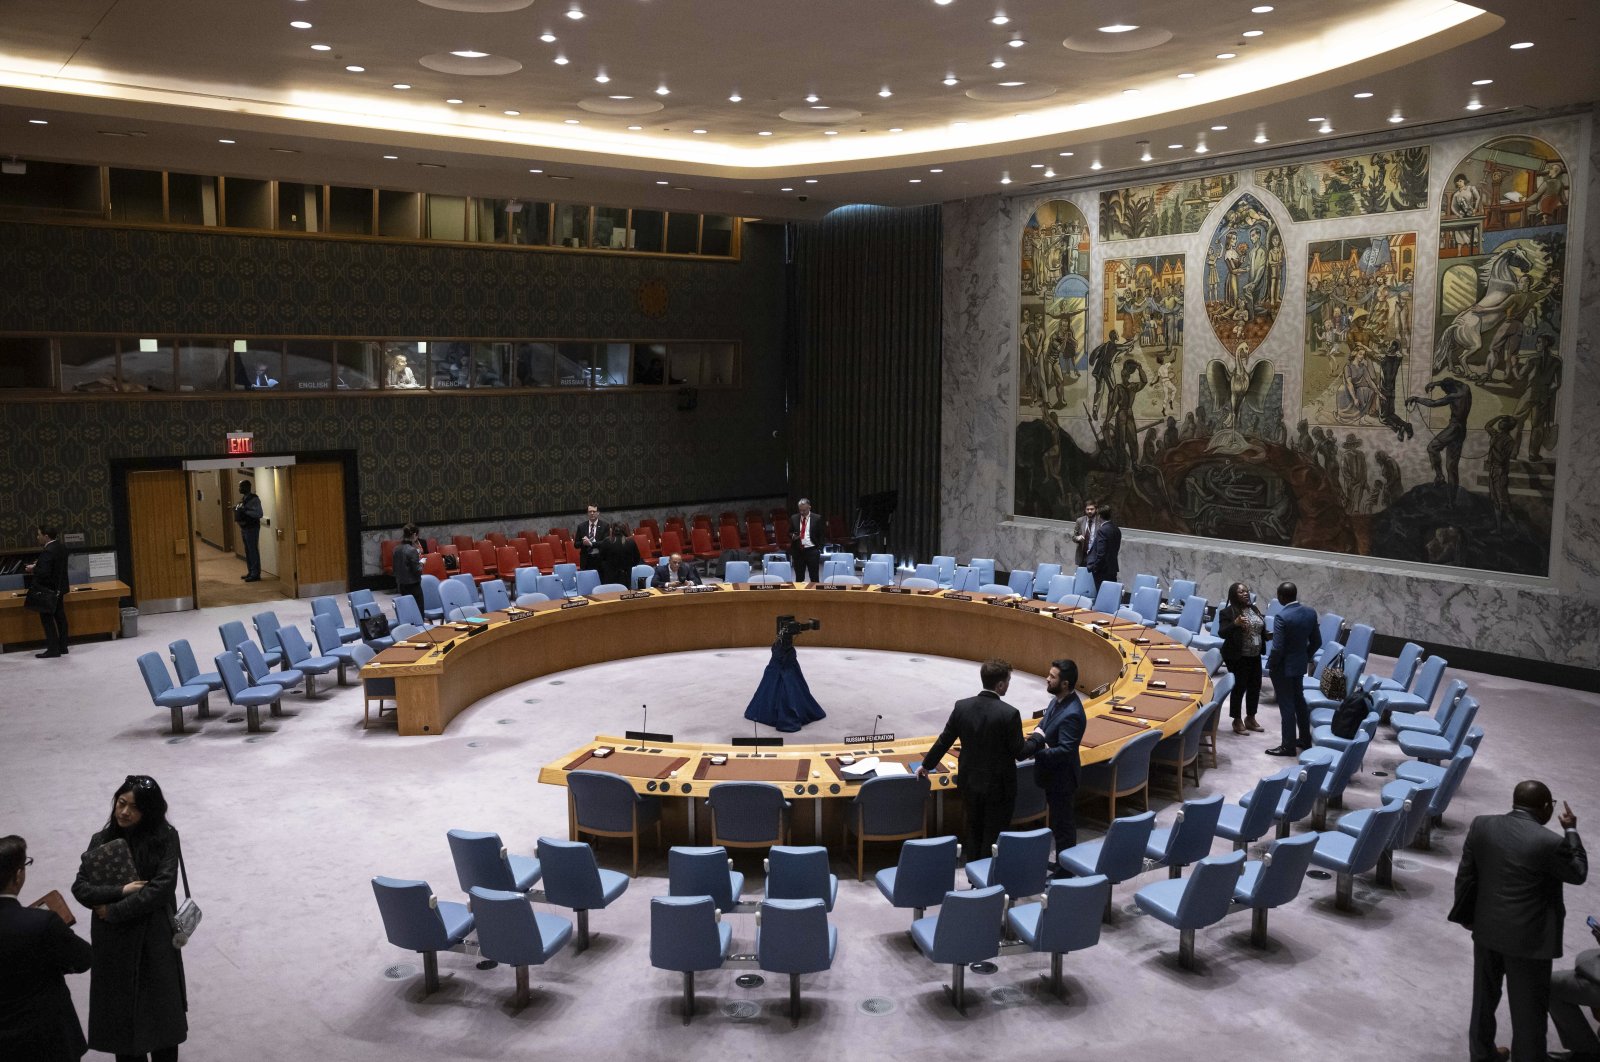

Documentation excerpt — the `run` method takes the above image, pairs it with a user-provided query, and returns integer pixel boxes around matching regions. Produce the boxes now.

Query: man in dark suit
[651,553,702,589]
[574,504,608,572]
[1265,581,1319,756]
[26,525,71,658]
[596,523,642,588]
[1084,505,1121,589]
[233,481,263,581]
[1452,782,1587,1062]
[1023,658,1087,864]
[1549,918,1600,1061]
[789,498,823,583]
[918,659,1026,860]
[0,835,93,1061]
[1072,502,1099,569]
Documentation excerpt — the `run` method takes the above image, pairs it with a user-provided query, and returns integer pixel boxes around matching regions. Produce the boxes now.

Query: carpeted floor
[3,592,1596,1061]
[193,540,287,608]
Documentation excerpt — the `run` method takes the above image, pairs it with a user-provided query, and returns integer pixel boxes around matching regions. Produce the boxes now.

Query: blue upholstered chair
[747,573,784,585]
[845,774,928,880]
[1152,702,1218,797]
[1214,770,1294,850]
[1238,759,1332,839]
[910,885,1005,1013]
[970,558,997,585]
[820,556,853,582]
[650,895,732,1025]
[310,597,360,644]
[438,579,474,620]
[513,566,543,598]
[1395,745,1477,849]
[514,592,551,607]
[860,559,892,585]
[826,574,865,586]
[764,846,838,911]
[419,575,446,622]
[1299,640,1345,692]
[1031,563,1061,599]
[592,582,629,594]
[137,651,212,734]
[1005,875,1110,998]
[1078,728,1162,822]
[707,782,791,850]
[1396,696,1478,764]
[220,618,283,669]
[912,562,940,584]
[1090,580,1123,616]
[964,828,1053,909]
[468,886,572,1009]
[1187,608,1225,654]
[765,558,795,582]
[1318,611,1345,649]
[372,876,475,995]
[931,555,956,587]
[1010,761,1048,829]
[1145,793,1224,878]
[447,605,482,622]
[980,582,1017,596]
[1044,573,1076,603]
[446,572,480,604]
[1130,573,1159,594]
[277,624,341,699]
[1389,679,1468,735]
[1297,731,1372,828]
[238,639,304,694]
[480,579,511,613]
[575,569,602,596]
[169,639,222,693]
[568,769,662,877]
[1157,579,1198,622]
[1308,800,1404,910]
[535,837,629,952]
[1231,832,1318,947]
[1157,595,1207,640]
[631,563,657,589]
[874,835,958,923]
[1071,566,1096,599]
[1134,849,1247,970]
[1305,653,1366,715]
[1058,810,1157,921]
[553,562,579,595]
[901,577,940,591]
[1372,642,1424,692]
[393,594,429,629]
[214,651,281,733]
[1128,585,1162,626]
[951,566,982,592]
[534,573,564,599]
[1344,622,1374,661]
[253,611,289,670]
[757,898,837,1026]
[1372,655,1448,715]
[311,611,368,685]
[447,829,542,895]
[669,846,744,914]
[723,560,752,584]
[1337,778,1440,887]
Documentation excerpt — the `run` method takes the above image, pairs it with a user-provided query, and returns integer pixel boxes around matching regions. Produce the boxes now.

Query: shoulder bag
[171,844,202,948]
[24,584,61,613]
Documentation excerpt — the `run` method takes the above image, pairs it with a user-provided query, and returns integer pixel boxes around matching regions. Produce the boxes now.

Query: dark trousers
[960,787,1016,863]
[1227,655,1262,720]
[1269,669,1311,747]
[1469,942,1552,1062]
[1042,778,1077,856]
[792,545,822,583]
[117,1049,178,1062]
[40,600,69,652]
[240,524,261,578]
[399,582,424,612]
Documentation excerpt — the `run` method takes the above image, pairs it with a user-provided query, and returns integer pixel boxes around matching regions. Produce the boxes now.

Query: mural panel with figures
[1099,174,1237,241]
[1012,125,1574,578]
[1018,199,1090,420]
[1258,147,1430,222]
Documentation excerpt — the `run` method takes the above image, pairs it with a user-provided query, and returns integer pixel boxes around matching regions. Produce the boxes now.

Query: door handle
[296,529,309,545]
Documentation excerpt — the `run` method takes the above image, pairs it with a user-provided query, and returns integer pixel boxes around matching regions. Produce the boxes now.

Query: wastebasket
[120,607,139,638]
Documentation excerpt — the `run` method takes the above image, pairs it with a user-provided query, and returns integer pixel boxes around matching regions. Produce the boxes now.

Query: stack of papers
[839,757,910,779]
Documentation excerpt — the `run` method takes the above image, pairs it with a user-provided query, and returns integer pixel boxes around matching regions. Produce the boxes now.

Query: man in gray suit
[1550,919,1600,1061]
[1072,501,1099,569]
[1452,781,1587,1062]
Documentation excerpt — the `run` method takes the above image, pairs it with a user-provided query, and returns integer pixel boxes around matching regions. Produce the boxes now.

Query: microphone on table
[641,704,647,736]
[871,713,883,755]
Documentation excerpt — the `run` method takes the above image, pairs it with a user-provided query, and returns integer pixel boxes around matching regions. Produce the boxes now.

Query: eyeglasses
[23,856,32,867]
[124,774,155,790]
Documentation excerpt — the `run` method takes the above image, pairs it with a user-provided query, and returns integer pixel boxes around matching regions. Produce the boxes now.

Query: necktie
[1088,521,1096,551]
[589,522,596,542]
[801,517,808,544]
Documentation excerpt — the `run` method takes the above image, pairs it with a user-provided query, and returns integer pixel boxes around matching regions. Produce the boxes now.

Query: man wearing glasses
[0,834,93,1060]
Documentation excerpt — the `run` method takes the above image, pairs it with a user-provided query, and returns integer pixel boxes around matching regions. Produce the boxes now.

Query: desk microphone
[640,704,647,736]
[871,714,883,754]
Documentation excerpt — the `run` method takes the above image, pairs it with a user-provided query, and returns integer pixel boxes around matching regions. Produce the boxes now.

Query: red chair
[718,511,739,527]
[459,549,495,585]
[691,514,713,531]
[769,508,787,523]
[380,539,398,575]
[550,527,573,542]
[638,518,660,543]
[633,532,660,564]
[485,531,508,547]
[660,530,686,558]
[439,544,460,563]
[425,538,440,554]
[496,546,521,581]
[452,534,475,554]
[422,553,446,580]
[747,520,777,554]
[517,529,541,543]
[744,509,764,525]
[772,516,791,544]
[827,515,849,546]
[691,527,721,563]
[513,539,533,566]
[719,523,742,550]
[530,542,556,574]
[563,540,581,565]
[475,540,499,574]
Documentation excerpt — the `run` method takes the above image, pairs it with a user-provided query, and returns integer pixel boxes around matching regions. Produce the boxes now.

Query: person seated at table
[652,553,701,588]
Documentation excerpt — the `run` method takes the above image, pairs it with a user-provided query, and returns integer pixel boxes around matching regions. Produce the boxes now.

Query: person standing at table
[25,524,70,658]
[392,524,423,613]
[1085,505,1121,590]
[1219,581,1266,735]
[1022,658,1087,863]
[574,504,608,572]
[1265,581,1318,756]
[70,776,188,1062]
[1452,782,1586,1062]
[233,481,263,582]
[918,659,1026,861]
[789,498,823,583]
[0,834,93,1061]
[1072,501,1099,569]
[597,523,641,588]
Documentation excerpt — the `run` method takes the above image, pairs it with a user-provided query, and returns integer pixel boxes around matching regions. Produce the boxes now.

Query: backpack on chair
[1329,689,1372,740]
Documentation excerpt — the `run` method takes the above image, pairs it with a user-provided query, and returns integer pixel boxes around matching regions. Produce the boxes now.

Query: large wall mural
[1013,123,1575,577]
[1258,147,1430,222]
[1019,200,1090,417]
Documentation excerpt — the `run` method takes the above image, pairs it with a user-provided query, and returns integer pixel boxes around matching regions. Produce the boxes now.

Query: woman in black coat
[71,776,187,1062]
[1218,580,1266,736]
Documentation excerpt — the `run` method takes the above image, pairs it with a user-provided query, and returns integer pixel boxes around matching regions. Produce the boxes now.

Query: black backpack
[1329,689,1372,739]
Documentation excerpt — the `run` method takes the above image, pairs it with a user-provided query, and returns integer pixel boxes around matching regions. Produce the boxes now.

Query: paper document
[873,761,910,777]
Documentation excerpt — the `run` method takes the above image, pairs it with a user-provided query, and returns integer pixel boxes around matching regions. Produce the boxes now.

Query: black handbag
[359,613,390,640]
[80,838,139,887]
[24,584,61,613]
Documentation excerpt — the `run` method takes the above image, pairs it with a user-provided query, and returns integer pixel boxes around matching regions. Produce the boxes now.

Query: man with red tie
[573,504,608,572]
[789,498,824,583]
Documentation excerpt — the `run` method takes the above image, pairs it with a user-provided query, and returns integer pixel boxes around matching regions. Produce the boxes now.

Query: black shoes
[36,650,62,659]
[1264,745,1298,757]
[242,575,261,582]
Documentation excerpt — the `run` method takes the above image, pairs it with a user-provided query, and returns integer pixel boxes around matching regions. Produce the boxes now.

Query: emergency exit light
[227,432,254,456]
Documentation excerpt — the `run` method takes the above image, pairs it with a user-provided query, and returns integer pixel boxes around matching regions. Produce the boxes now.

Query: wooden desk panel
[0,580,130,649]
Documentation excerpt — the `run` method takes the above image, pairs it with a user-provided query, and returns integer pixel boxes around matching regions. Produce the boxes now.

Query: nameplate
[505,608,534,622]
[1089,680,1112,697]
[682,584,719,594]
[621,591,653,600]
[1054,612,1077,623]
[1111,704,1138,714]
[1154,657,1171,666]
[877,586,913,594]
[986,597,1016,607]
[944,592,972,601]
[464,623,489,636]
[440,640,456,655]
[843,732,896,745]
[1016,603,1042,614]
[1134,637,1150,644]
[1149,680,1168,689]
[749,583,794,591]
[560,599,590,610]
[813,583,849,591]
[1093,626,1112,639]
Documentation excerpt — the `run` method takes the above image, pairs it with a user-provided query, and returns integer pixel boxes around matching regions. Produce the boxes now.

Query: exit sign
[227,432,255,456]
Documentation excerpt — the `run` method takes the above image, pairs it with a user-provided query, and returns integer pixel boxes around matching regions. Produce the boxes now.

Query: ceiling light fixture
[991,59,1006,68]
[655,85,670,95]
[1058,151,1074,157]
[991,14,1010,25]
[780,187,793,192]
[565,118,582,124]
[879,87,892,97]
[758,130,772,135]
[656,180,668,185]
[823,129,837,135]
[1254,132,1268,143]
[693,128,707,133]
[1138,141,1152,161]
[1308,116,1325,122]
[504,109,520,115]
[1030,163,1043,168]
[595,73,610,83]
[805,93,819,103]
[1099,24,1138,32]
[566,7,585,19]
[392,83,412,90]
[909,178,922,183]
[383,154,398,159]
[1353,91,1373,98]
[310,43,331,51]
[529,168,543,173]
[1508,41,1532,49]
[1319,122,1333,133]
[1000,173,1012,184]
[540,32,557,42]
[1043,169,1055,177]
[1251,5,1274,11]
[553,55,569,64]
[27,118,47,125]
[1389,112,1404,123]
[1177,72,1196,79]
[446,97,464,104]
[1090,160,1102,170]
[1167,143,1182,149]
[998,81,1025,86]
[1122,88,1139,95]
[1195,143,1208,153]
[1242,29,1263,37]
[930,167,943,172]
[452,50,489,58]
[290,20,312,29]
[1216,52,1236,59]
[888,127,903,132]
[729,93,742,102]
[1465,99,1483,110]
[345,65,365,72]
[1008,38,1025,47]
[627,124,642,130]
[1211,124,1228,130]
[1472,78,1493,85]
[943,76,959,86]
[219,138,236,144]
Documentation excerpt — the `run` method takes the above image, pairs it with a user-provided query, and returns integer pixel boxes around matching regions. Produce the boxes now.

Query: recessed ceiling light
[269,147,299,153]
[1254,133,1268,143]
[1509,41,1533,49]
[693,128,707,133]
[1472,78,1494,86]
[1216,52,1236,59]
[1090,160,1102,170]
[565,119,581,124]
[888,127,903,132]
[289,20,312,29]
[1353,91,1373,98]
[1099,24,1138,33]
[27,118,47,125]
[1252,5,1274,12]
[991,14,1010,25]
[1043,169,1055,177]
[810,105,829,110]
[345,65,365,72]
[729,93,742,102]
[1138,144,1152,162]
[1307,116,1325,122]
[1122,88,1140,96]
[609,94,632,100]
[554,55,569,65]
[1000,175,1012,184]
[566,7,585,19]
[452,50,489,58]
[595,73,610,83]
[1008,38,1025,47]
[781,187,793,191]
[909,178,922,183]
[656,85,670,95]
[935,0,954,5]
[758,130,772,136]
[1195,143,1208,153]
[310,43,331,51]
[392,83,412,90]
[879,87,892,97]
[419,163,445,169]
[991,59,1006,68]
[804,178,818,183]
[218,138,236,144]
[1242,29,1263,37]
[805,94,819,103]
[823,129,837,135]
[998,81,1025,87]
[446,98,464,104]
[1389,113,1405,122]
[656,180,668,185]
[1177,72,1195,79]
[930,168,944,172]
[540,32,557,42]
[1465,100,1483,110]
[504,109,520,115]
[1167,143,1183,149]
[529,168,543,173]
[382,154,398,159]
[943,76,959,86]
[627,124,642,130]
[1319,122,1333,133]
[1029,163,1044,168]
[1058,151,1074,157]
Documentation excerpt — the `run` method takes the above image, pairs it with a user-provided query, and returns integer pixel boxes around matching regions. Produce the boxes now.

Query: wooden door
[126,469,195,613]
[289,461,347,597]
[274,465,297,597]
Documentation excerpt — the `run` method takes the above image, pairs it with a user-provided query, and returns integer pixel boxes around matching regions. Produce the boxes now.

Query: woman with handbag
[1218,580,1266,736]
[24,525,69,658]
[70,776,188,1062]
